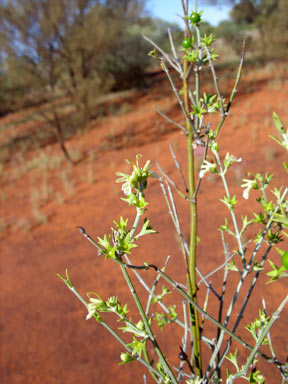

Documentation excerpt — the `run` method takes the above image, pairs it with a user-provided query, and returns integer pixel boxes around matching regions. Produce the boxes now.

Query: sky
[147,0,233,26]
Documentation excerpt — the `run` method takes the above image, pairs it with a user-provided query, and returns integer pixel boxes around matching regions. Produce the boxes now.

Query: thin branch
[167,28,183,75]
[204,46,225,118]
[193,134,209,201]
[127,262,279,360]
[205,189,288,377]
[58,274,162,379]
[198,240,251,285]
[216,231,230,377]
[169,142,189,193]
[177,301,189,382]
[145,255,171,316]
[159,58,203,144]
[120,265,178,383]
[143,34,180,73]
[215,40,246,137]
[157,162,190,201]
[157,109,187,134]
[160,178,221,300]
[227,295,288,383]
[124,254,214,349]
[200,286,211,333]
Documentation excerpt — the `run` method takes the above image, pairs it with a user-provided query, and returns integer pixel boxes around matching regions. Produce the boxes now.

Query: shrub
[59,1,288,383]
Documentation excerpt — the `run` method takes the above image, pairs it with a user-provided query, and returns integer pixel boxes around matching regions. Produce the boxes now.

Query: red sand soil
[0,63,288,383]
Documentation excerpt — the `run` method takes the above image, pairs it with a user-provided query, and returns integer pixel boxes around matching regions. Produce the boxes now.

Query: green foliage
[58,2,288,383]
[154,305,177,329]
[246,310,269,344]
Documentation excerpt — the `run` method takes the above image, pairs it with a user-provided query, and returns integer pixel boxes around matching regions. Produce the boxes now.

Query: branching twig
[169,143,189,193]
[157,109,187,134]
[143,35,180,73]
[157,162,190,200]
[159,59,203,144]
[204,46,225,118]
[227,295,288,383]
[215,40,246,137]
[167,28,182,75]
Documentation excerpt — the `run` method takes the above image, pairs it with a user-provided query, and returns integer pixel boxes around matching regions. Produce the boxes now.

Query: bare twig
[227,295,288,383]
[167,28,182,75]
[205,189,288,377]
[159,178,221,300]
[157,109,187,134]
[143,35,180,73]
[177,301,189,381]
[159,59,203,144]
[215,40,246,137]
[198,240,251,285]
[169,142,189,193]
[204,46,225,118]
[145,255,171,316]
[157,162,190,201]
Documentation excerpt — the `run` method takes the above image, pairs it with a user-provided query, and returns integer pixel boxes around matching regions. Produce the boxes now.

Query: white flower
[86,297,102,320]
[225,152,242,164]
[121,181,132,196]
[241,178,257,200]
[199,160,217,179]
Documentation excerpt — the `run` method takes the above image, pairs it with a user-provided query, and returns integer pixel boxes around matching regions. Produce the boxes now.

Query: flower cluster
[116,154,154,196]
[199,159,217,179]
[241,178,258,200]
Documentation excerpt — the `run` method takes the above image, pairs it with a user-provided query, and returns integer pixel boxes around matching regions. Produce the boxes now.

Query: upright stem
[184,51,202,375]
[120,265,178,383]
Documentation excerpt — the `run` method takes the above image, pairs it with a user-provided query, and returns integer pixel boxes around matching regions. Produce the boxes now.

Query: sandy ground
[0,63,288,383]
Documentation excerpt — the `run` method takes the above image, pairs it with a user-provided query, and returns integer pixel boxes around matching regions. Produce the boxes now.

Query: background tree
[205,0,287,59]
[0,0,146,163]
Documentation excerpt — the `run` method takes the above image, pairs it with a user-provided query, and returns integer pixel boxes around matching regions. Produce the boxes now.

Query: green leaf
[117,232,138,254]
[219,217,236,237]
[201,33,216,47]
[276,247,286,257]
[252,263,264,272]
[154,305,177,329]
[272,213,288,228]
[135,218,157,239]
[225,260,239,272]
[249,370,265,384]
[273,112,284,133]
[113,217,128,234]
[121,193,149,212]
[220,195,238,211]
[127,337,146,357]
[119,320,146,338]
[266,259,286,283]
[152,285,171,304]
[253,212,266,224]
[225,349,239,372]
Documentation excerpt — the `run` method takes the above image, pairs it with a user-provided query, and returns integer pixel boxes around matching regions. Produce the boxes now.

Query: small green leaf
[273,112,284,133]
[225,349,239,372]
[152,285,171,304]
[225,260,239,272]
[266,259,286,283]
[127,337,146,357]
[135,218,157,239]
[272,213,288,228]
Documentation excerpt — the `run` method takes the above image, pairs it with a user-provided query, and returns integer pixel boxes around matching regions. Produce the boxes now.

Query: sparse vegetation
[58,1,288,383]
[0,1,288,383]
